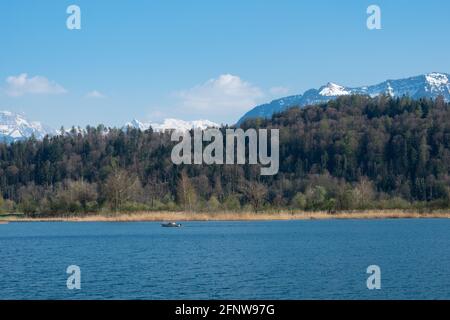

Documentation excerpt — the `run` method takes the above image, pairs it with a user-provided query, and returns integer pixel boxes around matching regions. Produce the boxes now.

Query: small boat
[161,222,182,228]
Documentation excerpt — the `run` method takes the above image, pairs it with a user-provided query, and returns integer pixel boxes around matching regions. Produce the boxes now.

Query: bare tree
[104,168,142,212]
[176,170,197,212]
[239,180,267,212]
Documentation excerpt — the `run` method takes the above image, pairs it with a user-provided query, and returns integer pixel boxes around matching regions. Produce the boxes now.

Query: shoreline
[1,210,450,222]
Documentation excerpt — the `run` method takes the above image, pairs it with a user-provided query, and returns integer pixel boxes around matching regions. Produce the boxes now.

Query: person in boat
[162,222,181,227]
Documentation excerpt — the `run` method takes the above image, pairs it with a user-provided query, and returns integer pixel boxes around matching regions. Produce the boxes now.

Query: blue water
[0,219,449,300]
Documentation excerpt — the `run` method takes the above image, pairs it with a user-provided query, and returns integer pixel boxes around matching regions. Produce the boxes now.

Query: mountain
[0,111,56,143]
[237,72,450,125]
[0,111,219,144]
[124,118,219,131]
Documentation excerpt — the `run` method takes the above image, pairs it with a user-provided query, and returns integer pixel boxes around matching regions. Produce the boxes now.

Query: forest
[0,94,449,216]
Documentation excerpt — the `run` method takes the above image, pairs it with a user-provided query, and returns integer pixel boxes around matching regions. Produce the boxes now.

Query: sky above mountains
[1,0,450,128]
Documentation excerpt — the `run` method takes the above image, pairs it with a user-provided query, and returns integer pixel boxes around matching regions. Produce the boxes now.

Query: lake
[0,219,449,299]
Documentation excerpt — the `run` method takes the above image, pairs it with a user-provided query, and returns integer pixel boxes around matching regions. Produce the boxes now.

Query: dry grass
[2,210,450,222]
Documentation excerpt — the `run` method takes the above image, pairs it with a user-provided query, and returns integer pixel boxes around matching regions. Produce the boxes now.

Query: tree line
[0,94,449,216]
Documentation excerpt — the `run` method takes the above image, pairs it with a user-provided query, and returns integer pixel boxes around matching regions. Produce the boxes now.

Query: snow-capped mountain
[0,111,220,143]
[124,118,219,131]
[237,72,450,125]
[0,111,56,142]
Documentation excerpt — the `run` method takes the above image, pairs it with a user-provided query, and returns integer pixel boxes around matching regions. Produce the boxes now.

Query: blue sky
[0,0,449,127]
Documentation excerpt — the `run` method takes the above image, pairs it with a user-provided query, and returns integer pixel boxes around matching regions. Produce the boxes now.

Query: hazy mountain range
[1,72,449,142]
[0,111,219,142]
[124,119,219,132]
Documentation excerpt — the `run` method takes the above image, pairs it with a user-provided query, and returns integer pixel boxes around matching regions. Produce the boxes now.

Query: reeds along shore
[1,210,450,222]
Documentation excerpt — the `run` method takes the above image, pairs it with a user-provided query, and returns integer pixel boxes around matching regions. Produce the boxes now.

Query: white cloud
[86,90,106,98]
[175,74,264,113]
[5,73,67,97]
[145,110,166,122]
[269,86,290,96]
[167,74,292,123]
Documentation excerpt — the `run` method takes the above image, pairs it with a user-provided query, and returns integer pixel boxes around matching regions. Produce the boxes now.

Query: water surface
[0,219,449,299]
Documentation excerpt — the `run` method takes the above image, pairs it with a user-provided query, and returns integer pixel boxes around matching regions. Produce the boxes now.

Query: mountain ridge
[124,118,219,131]
[2,73,449,141]
[0,110,220,142]
[237,72,450,124]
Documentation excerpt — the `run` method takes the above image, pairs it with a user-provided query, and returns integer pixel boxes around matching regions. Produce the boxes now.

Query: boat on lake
[161,222,182,228]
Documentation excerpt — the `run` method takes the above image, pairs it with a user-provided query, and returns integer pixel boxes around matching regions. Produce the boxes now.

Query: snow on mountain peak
[425,72,449,87]
[125,118,219,132]
[319,82,350,96]
[0,111,56,142]
[385,82,395,97]
[237,72,450,125]
[1,112,220,143]
[126,119,147,131]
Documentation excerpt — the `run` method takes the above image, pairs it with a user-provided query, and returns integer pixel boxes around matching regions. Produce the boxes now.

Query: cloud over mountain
[174,74,264,119]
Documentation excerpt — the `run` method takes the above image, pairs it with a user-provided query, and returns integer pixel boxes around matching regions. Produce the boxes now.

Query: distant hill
[237,72,450,125]
[1,95,449,214]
